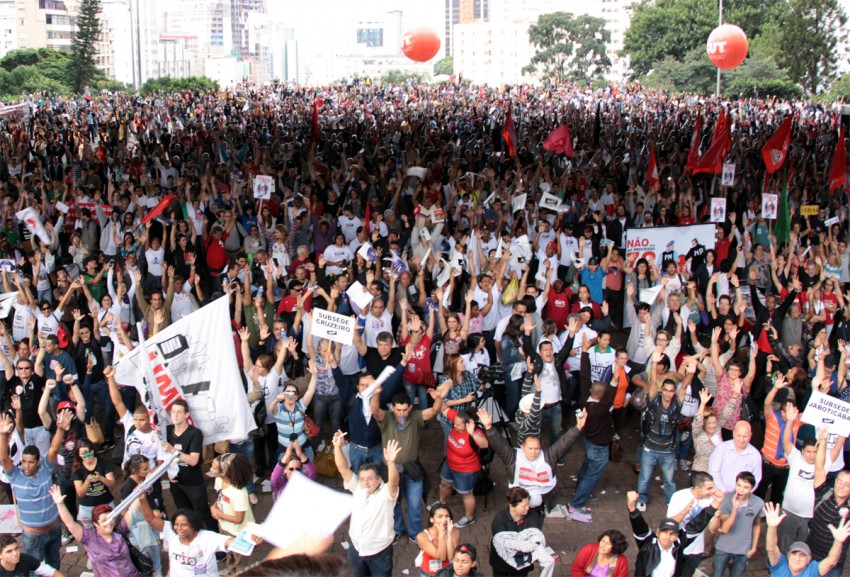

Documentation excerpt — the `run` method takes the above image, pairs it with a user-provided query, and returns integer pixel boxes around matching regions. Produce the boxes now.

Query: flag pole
[716,0,724,97]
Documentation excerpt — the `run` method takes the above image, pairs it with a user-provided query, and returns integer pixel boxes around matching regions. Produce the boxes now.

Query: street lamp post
[716,0,723,97]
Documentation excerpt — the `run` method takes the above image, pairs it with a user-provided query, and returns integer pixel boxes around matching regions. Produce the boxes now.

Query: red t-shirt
[445,409,482,473]
[204,234,229,273]
[546,289,571,331]
[401,334,432,385]
[715,236,731,265]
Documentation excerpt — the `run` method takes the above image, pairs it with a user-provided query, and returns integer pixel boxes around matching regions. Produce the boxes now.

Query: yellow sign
[800,205,819,216]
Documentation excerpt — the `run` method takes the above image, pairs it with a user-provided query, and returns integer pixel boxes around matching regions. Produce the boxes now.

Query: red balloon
[707,24,748,70]
[401,27,441,63]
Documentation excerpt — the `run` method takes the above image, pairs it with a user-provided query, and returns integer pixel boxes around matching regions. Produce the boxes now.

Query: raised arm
[49,485,84,542]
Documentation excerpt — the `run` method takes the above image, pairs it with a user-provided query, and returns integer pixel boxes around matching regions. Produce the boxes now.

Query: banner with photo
[114,296,255,445]
[625,224,716,274]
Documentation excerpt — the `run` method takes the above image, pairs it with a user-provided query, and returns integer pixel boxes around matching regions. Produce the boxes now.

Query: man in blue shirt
[0,408,66,572]
[764,502,850,577]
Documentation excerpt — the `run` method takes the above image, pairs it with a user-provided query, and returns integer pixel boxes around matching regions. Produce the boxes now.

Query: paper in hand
[260,472,353,550]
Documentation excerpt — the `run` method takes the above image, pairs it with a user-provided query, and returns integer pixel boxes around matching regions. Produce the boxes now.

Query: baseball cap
[57,401,76,412]
[588,256,599,266]
[658,518,679,533]
[788,542,811,556]
[518,394,535,414]
[546,241,557,251]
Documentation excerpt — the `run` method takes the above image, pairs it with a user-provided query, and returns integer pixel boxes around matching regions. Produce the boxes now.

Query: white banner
[15,208,51,246]
[762,193,778,220]
[114,296,255,445]
[253,175,275,200]
[539,192,561,212]
[802,391,850,437]
[625,224,716,274]
[711,198,726,223]
[310,308,355,346]
[0,292,17,319]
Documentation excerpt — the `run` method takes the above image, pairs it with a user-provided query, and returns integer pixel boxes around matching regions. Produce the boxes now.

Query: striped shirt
[275,400,308,449]
[9,462,58,528]
[761,409,800,466]
[806,481,850,561]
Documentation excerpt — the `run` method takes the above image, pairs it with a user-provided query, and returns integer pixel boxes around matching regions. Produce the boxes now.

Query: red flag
[646,146,660,190]
[761,116,793,173]
[502,103,518,157]
[542,125,574,157]
[140,195,177,225]
[828,126,847,192]
[364,202,371,235]
[692,114,730,175]
[309,97,322,151]
[686,112,702,172]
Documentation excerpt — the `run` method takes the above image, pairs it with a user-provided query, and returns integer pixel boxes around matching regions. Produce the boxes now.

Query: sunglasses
[286,466,301,472]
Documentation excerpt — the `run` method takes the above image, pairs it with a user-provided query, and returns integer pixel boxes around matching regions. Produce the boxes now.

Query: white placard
[260,471,353,551]
[510,235,533,268]
[762,193,778,220]
[639,285,664,305]
[825,216,840,227]
[310,308,355,346]
[432,209,445,223]
[0,260,14,272]
[346,281,374,312]
[406,166,426,179]
[539,191,562,212]
[0,292,18,319]
[625,224,716,275]
[721,163,736,186]
[802,391,850,437]
[512,193,527,214]
[711,198,727,223]
[0,504,21,533]
[55,201,70,214]
[357,242,377,263]
[253,175,275,200]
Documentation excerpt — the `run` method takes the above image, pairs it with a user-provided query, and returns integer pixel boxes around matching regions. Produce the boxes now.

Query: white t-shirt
[338,215,362,243]
[145,247,165,277]
[652,546,676,577]
[567,326,598,372]
[362,310,394,347]
[667,488,714,555]
[171,287,196,321]
[782,448,821,518]
[11,302,33,342]
[34,308,61,337]
[322,245,354,276]
[257,367,282,425]
[120,411,164,467]
[161,521,230,577]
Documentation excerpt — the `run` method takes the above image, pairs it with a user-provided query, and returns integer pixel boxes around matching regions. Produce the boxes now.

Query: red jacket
[571,543,629,577]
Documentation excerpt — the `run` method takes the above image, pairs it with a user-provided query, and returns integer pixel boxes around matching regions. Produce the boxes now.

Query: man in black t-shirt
[353,330,402,378]
[0,534,62,576]
[0,356,48,458]
[163,399,216,530]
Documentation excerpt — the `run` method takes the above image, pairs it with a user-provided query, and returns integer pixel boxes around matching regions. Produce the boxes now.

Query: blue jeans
[637,447,676,505]
[348,542,393,577]
[541,403,562,444]
[85,379,115,443]
[571,438,610,508]
[349,443,384,475]
[22,524,61,571]
[675,424,693,461]
[37,288,53,304]
[504,376,522,421]
[393,471,423,537]
[229,440,256,494]
[144,543,162,572]
[312,395,343,438]
[712,550,749,577]
[403,381,428,411]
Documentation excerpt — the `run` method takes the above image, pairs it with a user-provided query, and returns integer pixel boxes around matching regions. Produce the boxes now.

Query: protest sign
[625,224,715,274]
[762,193,778,219]
[802,391,850,437]
[721,163,736,186]
[311,309,355,346]
[800,205,819,216]
[539,191,561,211]
[512,193,527,214]
[253,175,275,200]
[711,198,727,223]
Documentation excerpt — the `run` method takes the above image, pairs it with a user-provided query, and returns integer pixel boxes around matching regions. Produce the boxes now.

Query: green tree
[776,0,846,93]
[140,76,219,96]
[523,12,611,84]
[823,74,850,102]
[69,0,102,93]
[434,56,453,76]
[622,0,787,78]
[379,70,426,85]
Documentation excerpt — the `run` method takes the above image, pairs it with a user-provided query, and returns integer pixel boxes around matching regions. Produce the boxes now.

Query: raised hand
[49,485,66,505]
[828,516,850,543]
[238,327,250,342]
[56,409,73,431]
[0,414,14,435]
[383,439,402,464]
[575,408,587,430]
[699,388,712,405]
[626,491,639,511]
[9,395,20,411]
[784,403,799,423]
[331,429,346,449]
[763,502,786,528]
[476,408,492,429]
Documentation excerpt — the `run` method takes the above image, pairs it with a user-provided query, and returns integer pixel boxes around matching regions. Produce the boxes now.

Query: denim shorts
[440,461,480,495]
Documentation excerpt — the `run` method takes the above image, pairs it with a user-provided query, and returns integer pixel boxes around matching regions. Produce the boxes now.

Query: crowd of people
[0,79,847,577]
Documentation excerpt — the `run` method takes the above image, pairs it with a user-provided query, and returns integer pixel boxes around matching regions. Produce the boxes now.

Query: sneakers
[636,502,647,512]
[679,459,691,471]
[249,493,259,505]
[455,516,475,528]
[570,504,592,515]
[587,493,599,502]
[61,531,74,546]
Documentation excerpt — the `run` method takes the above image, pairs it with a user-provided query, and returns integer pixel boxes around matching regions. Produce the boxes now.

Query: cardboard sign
[512,193,527,214]
[432,209,445,223]
[800,205,819,216]
[357,242,377,263]
[802,391,850,437]
[762,193,778,220]
[406,166,426,179]
[721,163,736,186]
[539,191,562,212]
[0,505,21,533]
[711,198,727,223]
[253,175,275,200]
[825,216,840,227]
[311,309,355,346]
